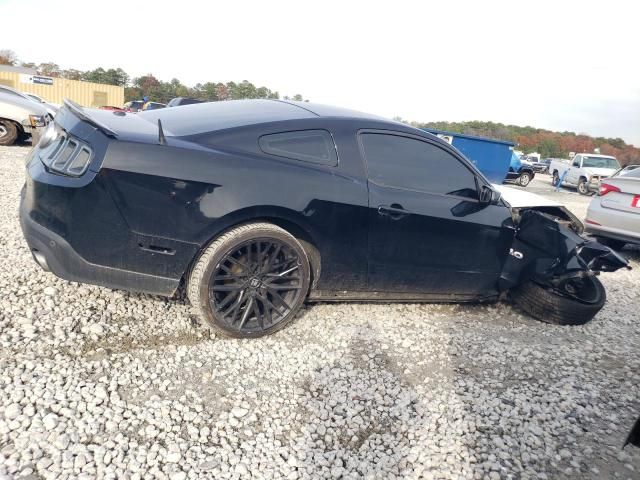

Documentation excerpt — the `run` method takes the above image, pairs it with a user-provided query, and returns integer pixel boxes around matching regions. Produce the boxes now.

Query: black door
[360,132,513,296]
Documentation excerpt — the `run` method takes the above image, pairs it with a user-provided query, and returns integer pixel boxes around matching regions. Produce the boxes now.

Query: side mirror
[480,185,498,205]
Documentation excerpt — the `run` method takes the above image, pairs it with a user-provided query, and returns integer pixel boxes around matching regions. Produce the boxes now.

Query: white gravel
[1,146,639,479]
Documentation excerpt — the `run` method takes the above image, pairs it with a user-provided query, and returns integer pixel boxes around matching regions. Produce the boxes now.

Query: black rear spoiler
[63,99,118,138]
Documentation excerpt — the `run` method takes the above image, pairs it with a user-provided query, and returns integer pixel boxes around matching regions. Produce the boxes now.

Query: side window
[360,133,477,198]
[259,130,338,166]
[572,156,581,167]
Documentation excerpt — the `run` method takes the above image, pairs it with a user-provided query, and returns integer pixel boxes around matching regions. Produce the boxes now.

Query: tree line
[409,120,639,166]
[0,49,306,104]
[2,49,637,160]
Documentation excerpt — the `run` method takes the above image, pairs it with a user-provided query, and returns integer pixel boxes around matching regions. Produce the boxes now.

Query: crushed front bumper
[499,209,630,290]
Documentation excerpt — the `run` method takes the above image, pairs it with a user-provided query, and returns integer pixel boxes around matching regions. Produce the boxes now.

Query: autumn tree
[0,49,18,65]
[37,62,61,77]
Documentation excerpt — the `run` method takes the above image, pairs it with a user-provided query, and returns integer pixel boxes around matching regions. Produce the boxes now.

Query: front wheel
[0,120,18,146]
[518,172,532,187]
[511,276,606,325]
[577,178,590,195]
[188,223,311,338]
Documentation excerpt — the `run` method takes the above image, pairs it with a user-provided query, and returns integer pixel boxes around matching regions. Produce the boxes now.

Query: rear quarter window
[259,130,338,166]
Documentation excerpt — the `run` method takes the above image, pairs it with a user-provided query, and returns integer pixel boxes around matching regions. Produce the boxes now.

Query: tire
[518,172,531,187]
[187,222,311,338]
[511,277,606,325]
[0,120,18,146]
[597,237,626,251]
[552,171,559,186]
[577,178,589,195]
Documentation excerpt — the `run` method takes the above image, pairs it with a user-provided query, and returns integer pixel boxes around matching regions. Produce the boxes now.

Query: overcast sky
[1,0,638,145]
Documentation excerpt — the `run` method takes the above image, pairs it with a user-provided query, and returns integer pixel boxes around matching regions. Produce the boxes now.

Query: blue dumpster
[421,128,515,183]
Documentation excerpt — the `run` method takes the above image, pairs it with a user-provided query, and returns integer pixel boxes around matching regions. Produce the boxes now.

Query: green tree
[82,67,129,86]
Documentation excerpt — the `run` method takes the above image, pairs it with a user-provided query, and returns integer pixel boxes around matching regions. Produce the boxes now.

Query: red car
[98,106,125,112]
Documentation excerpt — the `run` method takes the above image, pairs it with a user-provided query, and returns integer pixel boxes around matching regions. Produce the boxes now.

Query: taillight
[38,133,93,177]
[599,183,621,196]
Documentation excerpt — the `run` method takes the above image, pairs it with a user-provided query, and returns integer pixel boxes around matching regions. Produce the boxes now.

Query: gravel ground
[1,146,639,480]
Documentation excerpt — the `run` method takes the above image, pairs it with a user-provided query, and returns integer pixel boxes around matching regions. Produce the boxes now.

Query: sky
[1,0,638,145]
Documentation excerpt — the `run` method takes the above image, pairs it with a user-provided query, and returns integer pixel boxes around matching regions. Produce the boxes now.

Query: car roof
[139,99,394,136]
[579,153,617,159]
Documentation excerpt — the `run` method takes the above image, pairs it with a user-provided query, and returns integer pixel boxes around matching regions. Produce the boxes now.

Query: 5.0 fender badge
[509,248,524,260]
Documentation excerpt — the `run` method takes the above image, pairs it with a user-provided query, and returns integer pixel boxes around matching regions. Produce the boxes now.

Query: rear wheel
[0,120,18,146]
[577,178,590,195]
[511,276,606,325]
[188,223,311,338]
[518,172,531,187]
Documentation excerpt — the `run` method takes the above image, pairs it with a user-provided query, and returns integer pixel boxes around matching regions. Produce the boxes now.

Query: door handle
[378,204,410,219]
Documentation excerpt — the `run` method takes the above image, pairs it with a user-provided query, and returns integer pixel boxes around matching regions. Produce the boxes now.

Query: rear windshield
[582,156,620,169]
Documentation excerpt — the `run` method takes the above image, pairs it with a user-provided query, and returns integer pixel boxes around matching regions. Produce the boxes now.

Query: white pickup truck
[549,154,621,195]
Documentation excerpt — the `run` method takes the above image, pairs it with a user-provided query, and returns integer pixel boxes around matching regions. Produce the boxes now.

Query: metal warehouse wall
[0,72,124,108]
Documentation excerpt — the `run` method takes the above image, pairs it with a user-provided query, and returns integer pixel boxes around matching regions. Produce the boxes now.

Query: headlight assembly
[29,115,46,128]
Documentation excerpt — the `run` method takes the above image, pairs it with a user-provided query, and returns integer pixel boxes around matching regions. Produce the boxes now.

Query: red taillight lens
[599,183,621,196]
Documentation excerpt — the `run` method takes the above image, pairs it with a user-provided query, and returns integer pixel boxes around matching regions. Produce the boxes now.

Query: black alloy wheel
[210,239,304,333]
[555,276,604,304]
[188,223,311,338]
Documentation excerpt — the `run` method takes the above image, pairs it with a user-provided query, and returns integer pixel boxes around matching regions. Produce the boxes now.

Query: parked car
[24,92,60,115]
[142,102,166,111]
[98,105,125,112]
[20,99,628,338]
[585,167,640,249]
[0,89,50,146]
[530,158,552,174]
[167,97,205,107]
[123,101,144,113]
[550,154,621,195]
[611,164,640,177]
[0,85,58,117]
[124,101,166,113]
[504,152,535,186]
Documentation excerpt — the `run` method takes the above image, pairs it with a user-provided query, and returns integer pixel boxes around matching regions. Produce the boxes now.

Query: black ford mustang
[20,99,629,337]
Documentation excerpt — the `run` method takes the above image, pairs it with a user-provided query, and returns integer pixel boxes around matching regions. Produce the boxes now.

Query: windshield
[582,156,620,169]
[625,167,640,179]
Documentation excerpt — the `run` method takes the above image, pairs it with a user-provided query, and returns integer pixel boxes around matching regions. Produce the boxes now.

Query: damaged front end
[500,208,630,296]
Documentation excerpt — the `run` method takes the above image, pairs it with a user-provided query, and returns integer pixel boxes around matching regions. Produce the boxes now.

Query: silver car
[585,167,640,249]
[0,89,51,146]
